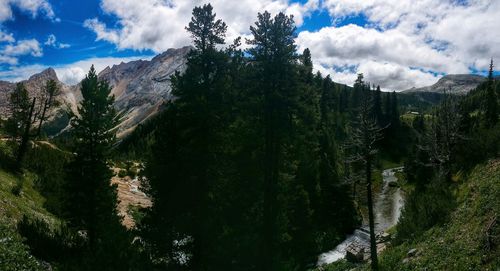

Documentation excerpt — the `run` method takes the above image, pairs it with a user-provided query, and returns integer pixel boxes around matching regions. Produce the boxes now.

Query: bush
[118,169,127,178]
[395,181,455,243]
[17,215,84,263]
[11,179,23,196]
[0,219,44,271]
[24,144,70,216]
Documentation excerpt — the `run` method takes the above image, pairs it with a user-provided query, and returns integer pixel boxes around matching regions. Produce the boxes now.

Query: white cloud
[44,34,71,49]
[58,43,70,49]
[2,39,42,57]
[0,0,55,22]
[294,0,500,90]
[84,0,319,53]
[0,30,14,42]
[0,55,154,85]
[0,0,56,64]
[44,33,56,46]
[0,54,17,64]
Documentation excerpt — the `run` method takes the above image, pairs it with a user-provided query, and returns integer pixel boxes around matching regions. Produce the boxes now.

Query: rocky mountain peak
[403,74,486,95]
[0,47,191,138]
[28,68,59,82]
[151,46,192,63]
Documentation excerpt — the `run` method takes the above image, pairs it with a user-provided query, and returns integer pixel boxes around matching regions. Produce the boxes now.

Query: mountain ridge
[0,46,192,138]
[403,74,486,94]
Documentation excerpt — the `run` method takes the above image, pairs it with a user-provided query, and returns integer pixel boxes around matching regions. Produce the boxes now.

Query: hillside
[0,167,59,270]
[403,74,485,95]
[319,160,500,271]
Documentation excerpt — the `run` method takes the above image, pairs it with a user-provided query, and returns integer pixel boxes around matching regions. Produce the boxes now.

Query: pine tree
[8,83,36,169]
[346,86,384,271]
[7,83,31,137]
[7,80,61,169]
[247,11,302,269]
[390,91,400,128]
[63,66,132,269]
[484,59,498,127]
[318,75,358,244]
[141,4,232,269]
[351,73,365,109]
[373,85,383,126]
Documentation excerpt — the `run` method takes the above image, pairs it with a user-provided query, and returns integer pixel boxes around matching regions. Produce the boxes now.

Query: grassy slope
[0,169,59,270]
[318,160,500,271]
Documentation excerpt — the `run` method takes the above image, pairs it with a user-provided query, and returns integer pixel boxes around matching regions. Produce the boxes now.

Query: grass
[0,138,60,269]
[378,158,403,170]
[0,169,59,270]
[0,170,59,227]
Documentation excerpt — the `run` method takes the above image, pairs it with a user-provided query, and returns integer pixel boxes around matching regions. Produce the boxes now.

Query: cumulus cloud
[2,39,42,57]
[309,0,500,90]
[0,0,56,22]
[84,0,319,52]
[0,0,56,64]
[0,30,14,42]
[44,34,71,49]
[44,33,56,46]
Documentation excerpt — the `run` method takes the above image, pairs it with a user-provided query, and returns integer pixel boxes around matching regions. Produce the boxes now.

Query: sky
[0,0,499,90]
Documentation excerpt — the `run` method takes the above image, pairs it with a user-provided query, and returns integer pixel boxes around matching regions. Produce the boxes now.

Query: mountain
[0,68,79,121]
[0,46,191,138]
[403,74,486,95]
[98,46,190,137]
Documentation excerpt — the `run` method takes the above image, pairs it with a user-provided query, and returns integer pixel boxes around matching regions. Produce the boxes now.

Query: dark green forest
[0,4,499,271]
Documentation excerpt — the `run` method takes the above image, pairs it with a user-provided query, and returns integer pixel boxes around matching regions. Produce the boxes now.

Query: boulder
[407,248,418,257]
[388,181,399,187]
[346,241,365,263]
[376,232,391,243]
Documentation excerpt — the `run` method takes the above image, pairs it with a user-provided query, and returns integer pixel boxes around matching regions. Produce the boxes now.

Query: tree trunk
[36,98,49,137]
[16,97,36,170]
[366,157,378,270]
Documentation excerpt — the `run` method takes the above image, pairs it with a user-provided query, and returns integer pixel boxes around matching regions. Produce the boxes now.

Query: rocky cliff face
[0,68,78,119]
[0,46,191,138]
[403,74,486,95]
[99,46,190,137]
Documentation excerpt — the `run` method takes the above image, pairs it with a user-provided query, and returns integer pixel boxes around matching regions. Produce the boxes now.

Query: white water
[317,167,405,266]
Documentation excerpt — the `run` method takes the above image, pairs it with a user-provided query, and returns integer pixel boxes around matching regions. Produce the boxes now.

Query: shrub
[118,169,127,178]
[11,180,23,196]
[0,219,44,271]
[395,181,455,243]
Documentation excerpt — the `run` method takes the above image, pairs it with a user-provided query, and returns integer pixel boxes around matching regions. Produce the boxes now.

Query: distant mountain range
[402,74,488,95]
[0,46,190,138]
[0,47,495,138]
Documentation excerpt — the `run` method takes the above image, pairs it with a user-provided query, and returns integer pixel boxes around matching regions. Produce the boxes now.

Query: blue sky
[1,1,155,69]
[0,0,498,90]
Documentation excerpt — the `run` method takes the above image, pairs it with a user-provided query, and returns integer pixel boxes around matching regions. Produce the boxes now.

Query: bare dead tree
[9,80,60,169]
[420,89,463,183]
[36,79,61,137]
[344,88,386,271]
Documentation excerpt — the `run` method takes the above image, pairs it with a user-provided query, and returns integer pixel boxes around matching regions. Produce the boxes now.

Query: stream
[317,167,405,266]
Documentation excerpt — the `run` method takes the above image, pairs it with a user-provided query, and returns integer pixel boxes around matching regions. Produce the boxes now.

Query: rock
[402,257,410,264]
[402,74,486,95]
[407,248,418,257]
[346,241,366,263]
[376,232,391,243]
[388,181,399,188]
